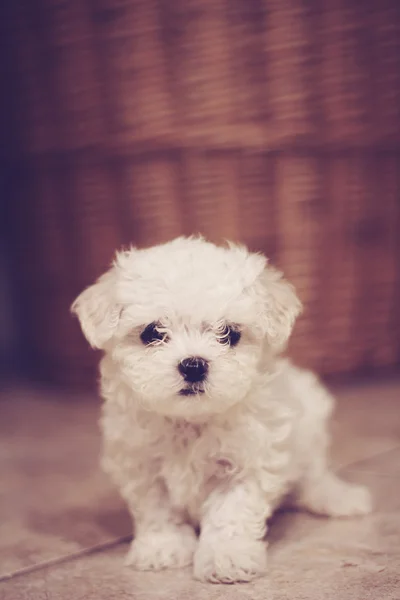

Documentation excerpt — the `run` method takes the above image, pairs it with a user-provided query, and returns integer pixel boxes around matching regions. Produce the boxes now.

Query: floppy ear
[258,266,302,351]
[71,270,122,349]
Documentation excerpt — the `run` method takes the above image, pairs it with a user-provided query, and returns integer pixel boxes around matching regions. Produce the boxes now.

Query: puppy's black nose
[178,357,208,383]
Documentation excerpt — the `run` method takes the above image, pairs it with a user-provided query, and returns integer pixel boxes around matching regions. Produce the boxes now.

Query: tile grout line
[0,534,132,583]
[334,444,400,473]
[343,469,400,478]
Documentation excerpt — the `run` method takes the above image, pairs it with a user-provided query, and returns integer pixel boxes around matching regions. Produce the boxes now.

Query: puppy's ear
[71,270,122,349]
[258,266,302,351]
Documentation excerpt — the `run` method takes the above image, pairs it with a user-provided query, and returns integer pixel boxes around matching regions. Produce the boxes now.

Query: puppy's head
[72,237,301,419]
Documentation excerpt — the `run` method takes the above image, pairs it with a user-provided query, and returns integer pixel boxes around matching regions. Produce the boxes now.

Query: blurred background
[0,0,399,390]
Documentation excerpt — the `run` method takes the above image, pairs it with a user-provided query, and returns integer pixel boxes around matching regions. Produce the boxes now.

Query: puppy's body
[72,237,371,583]
[101,358,331,522]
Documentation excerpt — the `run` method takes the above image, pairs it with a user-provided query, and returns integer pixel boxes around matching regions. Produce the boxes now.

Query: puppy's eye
[140,322,169,345]
[217,324,241,347]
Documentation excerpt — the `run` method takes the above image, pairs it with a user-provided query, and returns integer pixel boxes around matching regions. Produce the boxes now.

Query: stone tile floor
[0,377,399,599]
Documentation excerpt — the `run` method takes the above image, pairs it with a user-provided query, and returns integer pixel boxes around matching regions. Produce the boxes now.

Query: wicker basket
[2,0,400,387]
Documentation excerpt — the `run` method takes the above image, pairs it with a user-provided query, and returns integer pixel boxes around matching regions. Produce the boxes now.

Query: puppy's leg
[289,370,372,518]
[194,479,270,583]
[124,480,197,571]
[294,466,372,518]
[292,425,372,517]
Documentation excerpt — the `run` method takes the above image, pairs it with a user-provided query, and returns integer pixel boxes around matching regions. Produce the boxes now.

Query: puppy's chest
[163,420,236,473]
[168,419,204,449]
[159,420,238,506]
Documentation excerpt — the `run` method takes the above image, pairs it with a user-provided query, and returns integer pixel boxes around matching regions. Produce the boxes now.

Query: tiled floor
[0,377,399,599]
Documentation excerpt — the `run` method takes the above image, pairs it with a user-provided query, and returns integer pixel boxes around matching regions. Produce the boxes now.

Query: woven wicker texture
[2,0,400,387]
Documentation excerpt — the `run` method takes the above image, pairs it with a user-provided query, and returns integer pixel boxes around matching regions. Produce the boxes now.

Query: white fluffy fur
[72,237,372,584]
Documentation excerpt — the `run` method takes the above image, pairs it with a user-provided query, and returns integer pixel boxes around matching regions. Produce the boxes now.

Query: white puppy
[72,236,371,583]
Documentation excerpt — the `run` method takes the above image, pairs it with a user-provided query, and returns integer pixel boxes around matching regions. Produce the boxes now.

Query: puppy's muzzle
[178,357,208,383]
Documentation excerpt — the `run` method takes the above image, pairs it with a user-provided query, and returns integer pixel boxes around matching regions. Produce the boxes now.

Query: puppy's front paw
[125,525,197,571]
[194,537,267,584]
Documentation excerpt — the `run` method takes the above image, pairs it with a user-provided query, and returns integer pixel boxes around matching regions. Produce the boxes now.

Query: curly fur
[72,237,372,583]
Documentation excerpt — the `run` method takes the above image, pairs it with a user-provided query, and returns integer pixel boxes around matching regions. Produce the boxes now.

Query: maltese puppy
[72,236,372,583]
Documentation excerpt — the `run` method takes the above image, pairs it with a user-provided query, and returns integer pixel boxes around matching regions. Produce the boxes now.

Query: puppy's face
[72,238,301,420]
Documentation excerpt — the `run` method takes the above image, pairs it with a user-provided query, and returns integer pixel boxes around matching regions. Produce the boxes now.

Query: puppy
[72,237,372,583]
